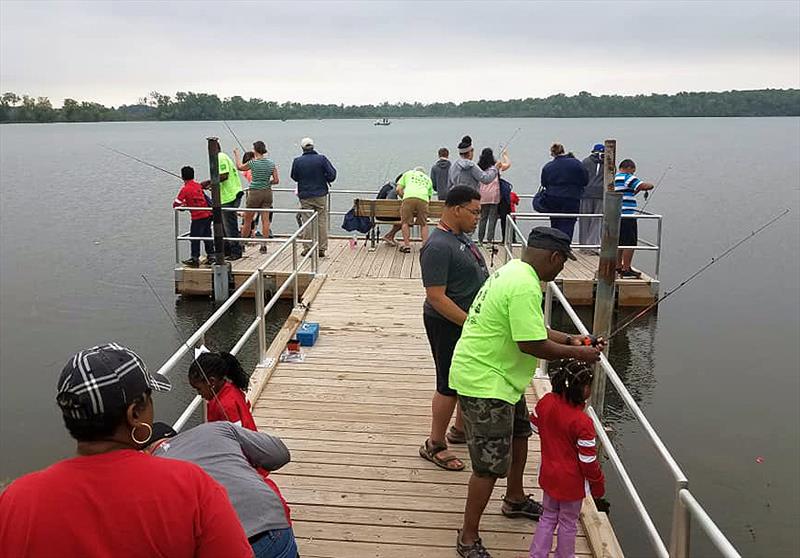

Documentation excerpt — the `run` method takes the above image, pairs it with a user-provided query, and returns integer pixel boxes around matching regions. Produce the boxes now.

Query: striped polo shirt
[614,172,642,214]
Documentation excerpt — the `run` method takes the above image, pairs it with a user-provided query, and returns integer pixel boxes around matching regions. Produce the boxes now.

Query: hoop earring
[131,422,153,445]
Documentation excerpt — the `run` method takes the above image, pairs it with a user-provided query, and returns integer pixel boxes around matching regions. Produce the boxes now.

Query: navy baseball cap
[527,227,577,260]
[57,343,171,419]
[592,143,605,153]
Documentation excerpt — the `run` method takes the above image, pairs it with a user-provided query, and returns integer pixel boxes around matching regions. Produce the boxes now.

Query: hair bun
[458,135,473,149]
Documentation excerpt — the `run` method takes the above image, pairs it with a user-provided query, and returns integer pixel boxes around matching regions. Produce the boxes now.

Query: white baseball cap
[300,137,314,149]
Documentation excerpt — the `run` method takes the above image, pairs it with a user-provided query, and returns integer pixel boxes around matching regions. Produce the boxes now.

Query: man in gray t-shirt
[418,186,488,472]
[148,421,296,557]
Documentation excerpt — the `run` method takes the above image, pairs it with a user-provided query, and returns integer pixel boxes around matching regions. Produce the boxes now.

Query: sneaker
[501,494,543,520]
[254,231,263,237]
[200,257,214,266]
[225,254,242,262]
[181,258,199,268]
[619,268,642,279]
[260,245,268,254]
[318,250,326,258]
[456,530,492,558]
[301,247,311,257]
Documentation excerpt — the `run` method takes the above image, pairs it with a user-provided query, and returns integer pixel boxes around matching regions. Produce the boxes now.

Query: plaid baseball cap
[56,343,171,419]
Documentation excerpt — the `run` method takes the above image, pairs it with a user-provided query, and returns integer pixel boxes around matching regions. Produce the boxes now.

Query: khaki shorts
[246,188,273,209]
[400,198,428,226]
[459,394,532,478]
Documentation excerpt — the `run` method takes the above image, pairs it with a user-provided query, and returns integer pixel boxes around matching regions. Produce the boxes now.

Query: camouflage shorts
[458,395,532,478]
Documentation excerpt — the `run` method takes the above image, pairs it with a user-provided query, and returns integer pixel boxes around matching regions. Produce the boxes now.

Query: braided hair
[188,351,250,391]
[550,359,594,406]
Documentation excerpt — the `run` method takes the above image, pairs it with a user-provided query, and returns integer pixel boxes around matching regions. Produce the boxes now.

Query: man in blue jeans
[217,145,244,260]
[148,421,299,558]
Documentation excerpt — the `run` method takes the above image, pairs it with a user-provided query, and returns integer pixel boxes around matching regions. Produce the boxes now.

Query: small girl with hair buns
[529,359,605,558]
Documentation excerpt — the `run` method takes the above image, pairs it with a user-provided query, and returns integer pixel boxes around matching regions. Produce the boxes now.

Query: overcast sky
[1,0,798,107]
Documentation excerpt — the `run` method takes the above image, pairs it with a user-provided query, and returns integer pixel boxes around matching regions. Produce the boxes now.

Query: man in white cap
[290,137,337,257]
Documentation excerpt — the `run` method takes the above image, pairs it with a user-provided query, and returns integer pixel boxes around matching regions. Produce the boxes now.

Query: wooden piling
[590,139,622,419]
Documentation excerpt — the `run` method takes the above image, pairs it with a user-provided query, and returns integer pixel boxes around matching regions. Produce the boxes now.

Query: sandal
[382,237,397,247]
[399,245,411,253]
[419,439,464,471]
[457,530,492,558]
[446,425,466,445]
[501,494,543,520]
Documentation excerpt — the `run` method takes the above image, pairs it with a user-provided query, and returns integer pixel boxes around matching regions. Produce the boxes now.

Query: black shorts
[619,217,638,247]
[423,313,462,396]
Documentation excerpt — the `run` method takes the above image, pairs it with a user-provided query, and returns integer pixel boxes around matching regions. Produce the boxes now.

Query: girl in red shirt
[529,359,605,558]
[188,351,256,430]
[188,351,293,525]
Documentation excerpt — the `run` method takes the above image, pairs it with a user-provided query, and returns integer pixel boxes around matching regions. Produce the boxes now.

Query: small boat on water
[374,117,391,126]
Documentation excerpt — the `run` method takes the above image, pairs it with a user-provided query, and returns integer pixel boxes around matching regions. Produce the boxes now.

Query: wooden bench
[353,199,445,250]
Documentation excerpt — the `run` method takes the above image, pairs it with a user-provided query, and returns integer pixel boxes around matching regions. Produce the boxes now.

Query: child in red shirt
[529,359,605,558]
[188,350,292,524]
[173,166,214,268]
[188,351,256,429]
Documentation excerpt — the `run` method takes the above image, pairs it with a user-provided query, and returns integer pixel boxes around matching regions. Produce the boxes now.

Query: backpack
[498,178,512,215]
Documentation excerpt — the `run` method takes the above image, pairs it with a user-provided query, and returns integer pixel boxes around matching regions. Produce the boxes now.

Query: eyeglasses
[458,205,481,217]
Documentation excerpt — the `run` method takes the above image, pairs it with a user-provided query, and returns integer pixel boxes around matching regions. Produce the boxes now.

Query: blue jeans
[250,527,299,558]
[189,217,214,259]
[544,195,580,240]
[222,193,243,257]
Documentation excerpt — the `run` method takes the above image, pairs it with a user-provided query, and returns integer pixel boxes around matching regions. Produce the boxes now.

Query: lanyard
[438,222,487,272]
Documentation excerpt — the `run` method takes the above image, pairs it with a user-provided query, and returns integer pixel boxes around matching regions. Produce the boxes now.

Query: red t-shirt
[173,179,212,220]
[531,393,605,501]
[205,381,292,525]
[207,380,257,430]
[0,449,253,558]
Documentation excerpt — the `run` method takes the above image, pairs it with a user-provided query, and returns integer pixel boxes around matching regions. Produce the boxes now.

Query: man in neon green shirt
[218,149,243,260]
[450,227,604,558]
[396,167,434,253]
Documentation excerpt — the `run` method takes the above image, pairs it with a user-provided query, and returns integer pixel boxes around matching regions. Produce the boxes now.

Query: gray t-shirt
[420,227,489,320]
[153,422,291,537]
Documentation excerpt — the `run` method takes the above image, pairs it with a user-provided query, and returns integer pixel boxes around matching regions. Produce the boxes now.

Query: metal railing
[164,209,320,432]
[504,210,664,283]
[504,215,740,558]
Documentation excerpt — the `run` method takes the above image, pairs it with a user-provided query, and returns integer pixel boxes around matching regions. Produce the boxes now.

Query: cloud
[1,0,798,106]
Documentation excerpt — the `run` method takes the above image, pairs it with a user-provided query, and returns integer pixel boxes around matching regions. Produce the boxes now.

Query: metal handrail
[503,215,740,558]
[507,211,664,282]
[163,212,320,432]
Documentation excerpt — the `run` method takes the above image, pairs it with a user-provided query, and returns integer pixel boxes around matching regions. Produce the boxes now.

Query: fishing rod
[497,127,522,155]
[640,165,671,212]
[140,274,233,423]
[583,208,791,345]
[223,120,246,152]
[100,144,181,179]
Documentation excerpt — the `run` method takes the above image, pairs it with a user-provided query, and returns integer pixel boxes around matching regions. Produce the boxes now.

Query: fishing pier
[158,218,741,558]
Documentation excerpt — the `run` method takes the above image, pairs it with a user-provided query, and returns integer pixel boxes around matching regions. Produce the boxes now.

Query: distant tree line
[1,89,798,123]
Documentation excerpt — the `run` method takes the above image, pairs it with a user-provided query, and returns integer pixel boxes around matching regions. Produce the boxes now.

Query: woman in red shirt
[529,359,605,558]
[188,351,257,429]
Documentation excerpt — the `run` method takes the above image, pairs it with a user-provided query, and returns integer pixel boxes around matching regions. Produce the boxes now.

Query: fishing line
[604,208,791,341]
[223,120,246,152]
[140,274,233,423]
[100,144,182,179]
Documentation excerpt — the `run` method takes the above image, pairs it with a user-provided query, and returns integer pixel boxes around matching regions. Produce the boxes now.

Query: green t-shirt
[247,158,276,190]
[218,152,242,204]
[397,170,434,202]
[449,259,548,404]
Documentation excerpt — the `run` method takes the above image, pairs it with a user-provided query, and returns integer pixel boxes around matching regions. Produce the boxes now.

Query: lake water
[1,117,798,556]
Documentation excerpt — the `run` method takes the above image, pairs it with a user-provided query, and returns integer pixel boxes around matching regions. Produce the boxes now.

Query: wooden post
[207,137,229,302]
[590,139,622,419]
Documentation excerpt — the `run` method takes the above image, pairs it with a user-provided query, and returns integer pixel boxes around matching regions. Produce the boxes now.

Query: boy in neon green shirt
[450,227,604,558]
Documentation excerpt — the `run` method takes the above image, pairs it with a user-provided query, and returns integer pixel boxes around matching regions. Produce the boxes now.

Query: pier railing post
[590,139,621,420]
[542,284,553,378]
[312,212,319,273]
[255,269,267,364]
[207,137,229,302]
[669,483,691,558]
[174,209,181,264]
[292,238,299,308]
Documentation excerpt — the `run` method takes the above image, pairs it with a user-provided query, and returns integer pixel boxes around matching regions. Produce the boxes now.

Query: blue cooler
[296,322,320,346]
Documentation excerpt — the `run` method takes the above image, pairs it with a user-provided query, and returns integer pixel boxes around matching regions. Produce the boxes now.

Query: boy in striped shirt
[614,159,654,278]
